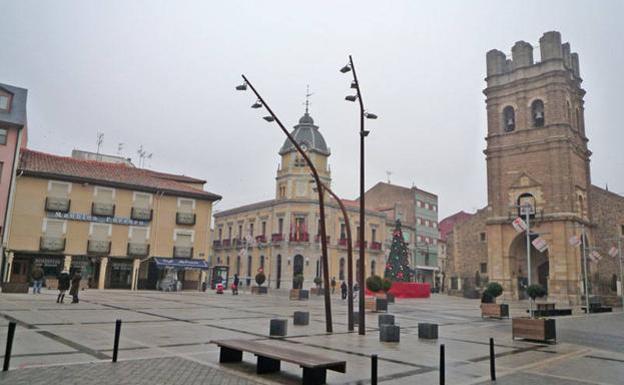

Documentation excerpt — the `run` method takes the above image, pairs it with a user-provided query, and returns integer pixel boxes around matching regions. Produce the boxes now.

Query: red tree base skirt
[366,282,431,298]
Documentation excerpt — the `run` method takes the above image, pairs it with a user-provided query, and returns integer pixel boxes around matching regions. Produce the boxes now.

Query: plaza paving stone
[0,289,622,384]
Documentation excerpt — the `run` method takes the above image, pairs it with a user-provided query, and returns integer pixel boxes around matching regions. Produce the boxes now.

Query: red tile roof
[438,211,474,242]
[19,149,221,201]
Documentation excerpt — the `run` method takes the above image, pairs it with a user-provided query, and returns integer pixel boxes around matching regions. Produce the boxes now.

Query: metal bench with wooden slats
[211,339,346,385]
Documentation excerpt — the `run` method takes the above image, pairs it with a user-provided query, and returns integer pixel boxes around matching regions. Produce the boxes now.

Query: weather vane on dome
[304,85,313,114]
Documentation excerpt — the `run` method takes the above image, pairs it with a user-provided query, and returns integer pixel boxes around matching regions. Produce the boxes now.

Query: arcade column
[98,257,108,289]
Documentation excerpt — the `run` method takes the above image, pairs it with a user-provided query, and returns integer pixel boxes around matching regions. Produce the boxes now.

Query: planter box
[365,297,376,311]
[2,282,29,293]
[289,289,309,300]
[375,298,388,313]
[386,293,395,303]
[512,318,556,343]
[310,287,324,296]
[481,303,509,319]
[251,286,268,295]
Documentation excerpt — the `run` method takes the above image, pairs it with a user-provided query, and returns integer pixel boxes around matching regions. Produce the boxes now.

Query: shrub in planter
[382,278,393,293]
[293,274,304,290]
[480,282,508,318]
[313,276,322,287]
[366,275,383,293]
[512,283,555,342]
[255,272,266,286]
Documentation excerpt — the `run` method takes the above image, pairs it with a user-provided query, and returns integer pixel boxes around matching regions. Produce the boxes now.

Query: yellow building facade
[212,112,387,290]
[4,149,220,291]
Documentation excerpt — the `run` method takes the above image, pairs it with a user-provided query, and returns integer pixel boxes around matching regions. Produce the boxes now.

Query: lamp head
[345,95,358,102]
[263,116,275,122]
[365,112,378,120]
[340,65,351,73]
[235,83,247,91]
[251,100,262,109]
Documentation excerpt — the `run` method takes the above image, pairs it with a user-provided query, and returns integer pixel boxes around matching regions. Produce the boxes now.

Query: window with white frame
[43,219,66,237]
[94,186,115,203]
[48,181,71,197]
[133,192,152,208]
[0,129,7,145]
[0,94,10,111]
[174,230,194,246]
[177,198,195,213]
[90,223,112,239]
[129,226,149,242]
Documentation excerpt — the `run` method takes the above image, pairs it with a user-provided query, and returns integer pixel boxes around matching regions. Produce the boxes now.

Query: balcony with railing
[271,233,284,243]
[222,239,231,248]
[131,207,153,221]
[45,197,70,213]
[87,239,111,255]
[127,242,150,257]
[91,202,115,217]
[255,235,267,244]
[289,232,309,243]
[370,241,383,251]
[233,238,244,247]
[355,240,368,249]
[39,236,66,252]
[176,212,196,225]
[338,238,348,248]
[212,240,222,249]
[173,246,193,259]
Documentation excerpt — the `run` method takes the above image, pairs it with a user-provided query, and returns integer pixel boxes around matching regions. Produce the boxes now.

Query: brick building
[447,31,624,306]
[364,182,440,286]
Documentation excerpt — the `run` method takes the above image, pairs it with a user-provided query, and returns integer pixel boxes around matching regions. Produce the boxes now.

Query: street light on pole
[236,76,333,333]
[341,55,377,335]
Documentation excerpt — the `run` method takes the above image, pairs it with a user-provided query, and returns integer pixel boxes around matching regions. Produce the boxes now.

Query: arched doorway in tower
[509,233,549,299]
[293,254,304,288]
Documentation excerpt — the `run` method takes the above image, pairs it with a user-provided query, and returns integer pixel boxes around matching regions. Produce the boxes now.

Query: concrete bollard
[379,324,400,342]
[270,319,288,337]
[293,311,310,326]
[418,323,438,339]
[378,314,395,327]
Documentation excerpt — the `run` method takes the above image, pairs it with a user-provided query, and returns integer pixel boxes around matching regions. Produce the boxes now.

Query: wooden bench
[211,339,346,385]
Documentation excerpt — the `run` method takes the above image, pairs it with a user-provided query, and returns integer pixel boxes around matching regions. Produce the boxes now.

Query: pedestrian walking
[69,271,82,304]
[232,274,239,295]
[31,264,44,294]
[331,277,337,294]
[353,282,359,299]
[340,280,347,300]
[57,270,70,303]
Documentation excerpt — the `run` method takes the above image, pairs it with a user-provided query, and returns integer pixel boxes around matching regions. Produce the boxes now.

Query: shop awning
[153,257,210,270]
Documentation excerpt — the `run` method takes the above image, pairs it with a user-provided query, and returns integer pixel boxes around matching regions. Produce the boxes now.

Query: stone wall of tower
[588,186,624,305]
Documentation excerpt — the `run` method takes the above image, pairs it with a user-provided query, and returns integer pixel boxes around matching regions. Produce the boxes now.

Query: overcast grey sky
[1,1,622,219]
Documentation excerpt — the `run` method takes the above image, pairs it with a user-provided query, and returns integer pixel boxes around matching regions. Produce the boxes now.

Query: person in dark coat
[340,281,347,300]
[331,277,337,294]
[69,271,82,304]
[57,270,70,303]
[31,264,44,294]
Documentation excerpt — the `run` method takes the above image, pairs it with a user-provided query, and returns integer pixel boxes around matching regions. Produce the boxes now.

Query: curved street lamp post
[341,55,377,335]
[237,75,333,333]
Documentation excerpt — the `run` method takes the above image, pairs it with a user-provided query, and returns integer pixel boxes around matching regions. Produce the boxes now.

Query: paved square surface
[1,289,622,384]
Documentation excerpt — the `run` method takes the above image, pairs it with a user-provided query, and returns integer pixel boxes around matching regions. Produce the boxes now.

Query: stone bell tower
[484,31,591,304]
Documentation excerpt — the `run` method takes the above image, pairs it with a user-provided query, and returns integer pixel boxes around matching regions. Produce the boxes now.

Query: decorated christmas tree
[384,219,413,282]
